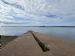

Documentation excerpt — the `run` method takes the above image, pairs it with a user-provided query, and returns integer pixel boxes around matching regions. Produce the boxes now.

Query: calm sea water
[0,27,75,40]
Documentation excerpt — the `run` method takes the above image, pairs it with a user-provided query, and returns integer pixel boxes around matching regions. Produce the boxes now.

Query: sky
[0,0,75,26]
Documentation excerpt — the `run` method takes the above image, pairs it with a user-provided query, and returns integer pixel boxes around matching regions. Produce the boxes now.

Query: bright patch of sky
[0,0,75,26]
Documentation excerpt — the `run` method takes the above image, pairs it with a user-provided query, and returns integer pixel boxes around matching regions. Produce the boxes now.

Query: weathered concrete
[29,31,50,52]
[1,31,75,56]
[1,32,44,56]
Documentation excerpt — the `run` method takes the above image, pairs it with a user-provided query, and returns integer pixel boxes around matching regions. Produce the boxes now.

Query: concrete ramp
[1,32,44,56]
[1,31,75,56]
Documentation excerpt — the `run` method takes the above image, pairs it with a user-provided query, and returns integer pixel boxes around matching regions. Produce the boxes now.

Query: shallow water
[0,27,75,40]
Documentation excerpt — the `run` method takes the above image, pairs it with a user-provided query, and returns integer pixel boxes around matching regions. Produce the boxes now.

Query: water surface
[0,27,75,40]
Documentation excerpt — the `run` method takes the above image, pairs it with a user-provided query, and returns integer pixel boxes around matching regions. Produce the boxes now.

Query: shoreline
[1,31,75,48]
[1,31,75,56]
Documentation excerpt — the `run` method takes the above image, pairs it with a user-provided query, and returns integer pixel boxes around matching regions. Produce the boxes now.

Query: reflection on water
[0,27,75,40]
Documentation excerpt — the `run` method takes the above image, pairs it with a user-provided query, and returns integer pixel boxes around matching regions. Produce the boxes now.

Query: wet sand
[33,32,75,56]
[1,31,75,56]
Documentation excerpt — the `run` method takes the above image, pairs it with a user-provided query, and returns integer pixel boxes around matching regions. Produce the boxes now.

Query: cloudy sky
[0,0,75,26]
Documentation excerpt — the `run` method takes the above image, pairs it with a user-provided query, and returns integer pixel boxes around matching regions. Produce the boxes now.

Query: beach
[1,31,75,56]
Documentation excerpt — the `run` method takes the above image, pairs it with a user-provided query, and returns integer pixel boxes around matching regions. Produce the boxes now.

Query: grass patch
[1,36,17,47]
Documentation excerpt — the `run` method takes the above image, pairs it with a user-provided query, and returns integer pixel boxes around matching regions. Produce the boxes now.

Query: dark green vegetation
[0,35,1,48]
[1,36,17,47]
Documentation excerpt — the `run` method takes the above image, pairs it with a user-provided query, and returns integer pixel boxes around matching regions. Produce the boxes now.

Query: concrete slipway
[1,31,75,56]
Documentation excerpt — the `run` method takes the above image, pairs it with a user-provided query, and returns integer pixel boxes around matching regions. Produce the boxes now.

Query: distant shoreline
[0,26,75,27]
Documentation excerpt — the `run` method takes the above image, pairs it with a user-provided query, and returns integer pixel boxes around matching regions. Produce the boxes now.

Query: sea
[0,26,75,41]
